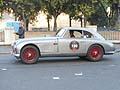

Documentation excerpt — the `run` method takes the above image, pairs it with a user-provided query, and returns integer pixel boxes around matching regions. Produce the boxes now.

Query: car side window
[67,30,83,38]
[64,31,70,38]
[83,31,93,38]
[64,30,93,39]
[73,31,82,38]
[64,30,76,38]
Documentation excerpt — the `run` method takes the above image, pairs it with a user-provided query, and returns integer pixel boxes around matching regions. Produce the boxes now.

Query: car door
[38,38,58,54]
[58,30,87,55]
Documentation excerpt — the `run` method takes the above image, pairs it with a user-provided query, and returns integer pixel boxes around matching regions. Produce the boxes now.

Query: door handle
[80,41,85,43]
[53,42,58,45]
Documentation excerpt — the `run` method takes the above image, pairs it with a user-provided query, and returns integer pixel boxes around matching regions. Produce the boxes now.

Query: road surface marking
[53,77,60,80]
[75,72,83,76]
[0,68,7,71]
[109,65,116,67]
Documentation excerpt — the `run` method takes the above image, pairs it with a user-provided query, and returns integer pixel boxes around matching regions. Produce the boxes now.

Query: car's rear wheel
[87,45,104,62]
[20,45,39,64]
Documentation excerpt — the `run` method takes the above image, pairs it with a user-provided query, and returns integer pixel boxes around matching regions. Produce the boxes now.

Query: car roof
[63,27,97,33]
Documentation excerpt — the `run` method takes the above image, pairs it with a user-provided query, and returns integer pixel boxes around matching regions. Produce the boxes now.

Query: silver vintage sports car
[12,27,115,64]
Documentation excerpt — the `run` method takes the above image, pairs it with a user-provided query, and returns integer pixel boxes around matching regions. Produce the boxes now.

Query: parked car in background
[12,27,115,64]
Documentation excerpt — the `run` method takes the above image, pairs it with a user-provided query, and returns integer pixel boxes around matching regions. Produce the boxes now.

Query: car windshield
[93,31,105,40]
[56,28,65,37]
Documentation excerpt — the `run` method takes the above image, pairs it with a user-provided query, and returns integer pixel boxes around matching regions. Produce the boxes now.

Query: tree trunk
[53,15,57,31]
[22,12,29,31]
[0,12,2,21]
[23,18,29,31]
[69,15,72,27]
[15,16,17,21]
[47,17,50,31]
[84,17,87,27]
[26,19,29,31]
[80,17,83,27]
[0,11,3,17]
[0,12,2,17]
[15,13,17,21]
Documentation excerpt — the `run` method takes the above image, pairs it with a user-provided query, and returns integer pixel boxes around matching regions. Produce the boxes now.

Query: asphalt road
[0,54,120,90]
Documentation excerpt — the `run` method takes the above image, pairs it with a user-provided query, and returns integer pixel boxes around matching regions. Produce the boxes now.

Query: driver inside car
[70,31,75,38]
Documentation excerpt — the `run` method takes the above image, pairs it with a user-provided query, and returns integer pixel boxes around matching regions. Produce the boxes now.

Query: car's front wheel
[87,45,104,62]
[20,45,39,64]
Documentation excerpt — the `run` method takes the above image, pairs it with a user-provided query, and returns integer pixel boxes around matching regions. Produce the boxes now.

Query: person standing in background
[16,22,25,39]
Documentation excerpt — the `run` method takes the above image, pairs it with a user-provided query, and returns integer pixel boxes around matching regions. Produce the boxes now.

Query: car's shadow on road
[13,57,87,64]
[13,56,113,65]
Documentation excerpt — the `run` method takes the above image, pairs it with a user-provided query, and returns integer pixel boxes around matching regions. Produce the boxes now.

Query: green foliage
[41,0,70,31]
[6,0,41,31]
[109,0,119,27]
[42,0,68,16]
[63,0,96,27]
[87,0,110,27]
[1,0,119,30]
[0,0,3,5]
[88,6,108,27]
[94,0,119,27]
[0,0,5,17]
[75,3,95,18]
[12,0,41,21]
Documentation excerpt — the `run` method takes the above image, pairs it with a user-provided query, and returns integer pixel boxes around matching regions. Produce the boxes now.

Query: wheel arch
[88,43,105,54]
[20,43,41,56]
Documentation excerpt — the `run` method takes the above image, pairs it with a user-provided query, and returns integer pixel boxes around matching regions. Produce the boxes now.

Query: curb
[0,42,11,46]
[0,52,11,54]
[0,44,11,46]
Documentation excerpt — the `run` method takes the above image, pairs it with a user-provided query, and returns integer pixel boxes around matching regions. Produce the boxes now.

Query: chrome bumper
[106,49,120,54]
[105,51,115,55]
[114,49,120,53]
[11,46,20,58]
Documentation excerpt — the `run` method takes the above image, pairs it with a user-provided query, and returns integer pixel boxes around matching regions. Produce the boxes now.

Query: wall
[1,31,120,42]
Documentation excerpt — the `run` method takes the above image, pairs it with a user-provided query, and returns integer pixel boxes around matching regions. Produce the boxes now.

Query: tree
[0,0,13,19]
[41,0,69,31]
[87,0,119,27]
[0,0,3,5]
[63,0,77,27]
[46,14,52,31]
[0,0,3,18]
[63,0,96,27]
[75,3,95,27]
[10,0,41,31]
[84,0,110,27]
[109,0,120,27]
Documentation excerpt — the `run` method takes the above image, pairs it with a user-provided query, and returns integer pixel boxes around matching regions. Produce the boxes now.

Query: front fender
[16,42,39,54]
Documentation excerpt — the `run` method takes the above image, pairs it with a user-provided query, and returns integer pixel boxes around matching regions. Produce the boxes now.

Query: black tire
[20,45,39,64]
[87,45,104,62]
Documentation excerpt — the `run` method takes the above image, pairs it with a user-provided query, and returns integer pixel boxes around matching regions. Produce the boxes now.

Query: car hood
[14,37,58,45]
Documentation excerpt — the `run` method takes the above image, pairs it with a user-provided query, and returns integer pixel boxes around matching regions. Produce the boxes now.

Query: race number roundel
[70,41,79,51]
